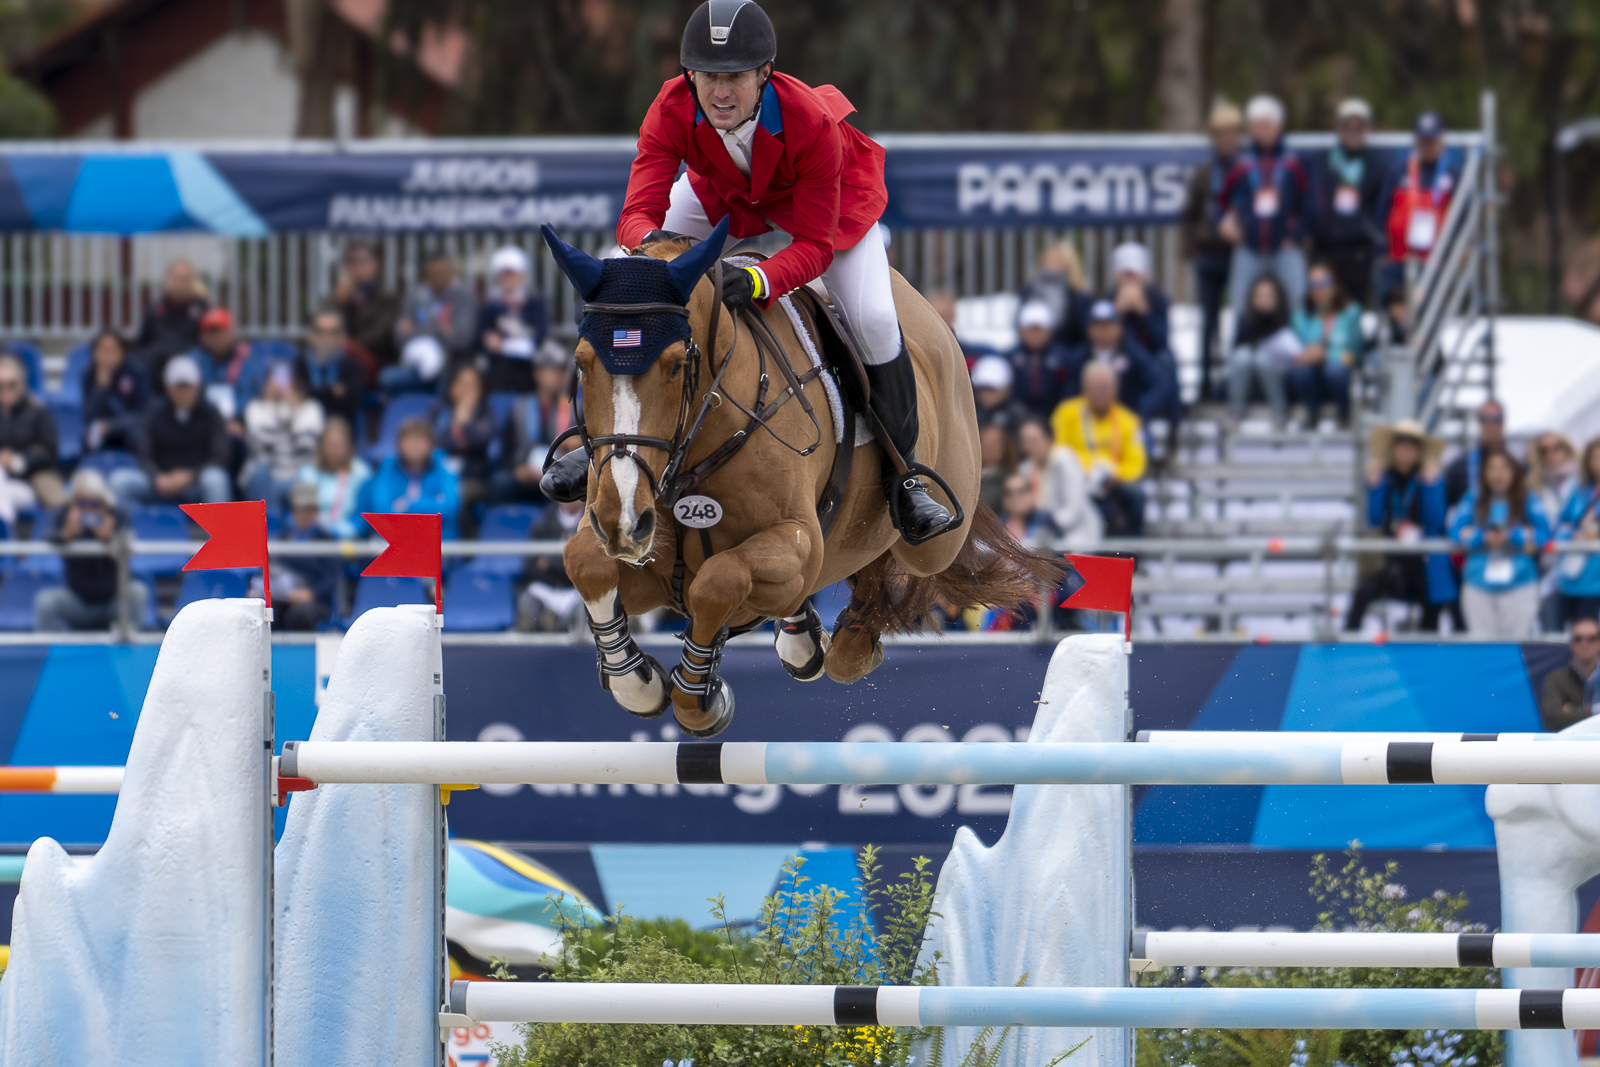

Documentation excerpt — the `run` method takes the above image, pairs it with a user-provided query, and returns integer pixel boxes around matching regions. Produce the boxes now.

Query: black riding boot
[539,448,591,504]
[864,347,955,545]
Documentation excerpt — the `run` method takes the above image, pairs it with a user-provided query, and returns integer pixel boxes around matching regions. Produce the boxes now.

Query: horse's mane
[631,236,699,261]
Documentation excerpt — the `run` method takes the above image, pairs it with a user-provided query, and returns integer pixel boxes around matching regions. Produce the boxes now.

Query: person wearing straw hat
[1347,419,1456,632]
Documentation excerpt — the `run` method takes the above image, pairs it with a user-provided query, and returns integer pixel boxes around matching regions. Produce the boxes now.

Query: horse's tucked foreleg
[566,523,670,718]
[672,523,811,736]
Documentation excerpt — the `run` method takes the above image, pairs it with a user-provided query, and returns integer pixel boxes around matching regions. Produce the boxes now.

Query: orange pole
[0,767,60,792]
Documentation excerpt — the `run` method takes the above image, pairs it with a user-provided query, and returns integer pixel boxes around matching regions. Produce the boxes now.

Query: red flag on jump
[181,500,271,606]
[362,512,443,614]
[1061,553,1136,644]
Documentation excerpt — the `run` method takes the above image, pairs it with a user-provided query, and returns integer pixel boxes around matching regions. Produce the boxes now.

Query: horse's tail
[847,505,1071,635]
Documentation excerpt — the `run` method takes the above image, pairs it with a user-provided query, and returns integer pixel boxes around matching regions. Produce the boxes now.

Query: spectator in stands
[998,470,1060,550]
[192,306,243,388]
[476,245,549,393]
[1378,285,1409,347]
[496,343,575,505]
[1108,242,1170,356]
[0,352,64,524]
[978,420,1020,513]
[971,356,1029,429]
[394,250,477,360]
[82,330,150,455]
[1384,111,1463,285]
[1180,101,1244,401]
[132,258,208,383]
[254,482,337,632]
[242,362,324,518]
[1018,240,1091,349]
[113,355,231,508]
[1066,301,1167,423]
[1529,432,1580,537]
[1052,362,1147,536]
[928,289,993,367]
[1539,617,1600,731]
[333,240,400,367]
[1005,301,1072,418]
[1219,94,1310,318]
[358,418,461,540]
[1450,446,1549,638]
[1309,98,1386,305]
[34,470,147,633]
[297,306,368,428]
[297,418,370,539]
[1017,417,1100,548]
[1225,274,1301,428]
[1444,399,1509,507]
[433,363,497,537]
[1552,436,1600,625]
[1288,262,1362,427]
[516,498,586,631]
[1347,420,1455,632]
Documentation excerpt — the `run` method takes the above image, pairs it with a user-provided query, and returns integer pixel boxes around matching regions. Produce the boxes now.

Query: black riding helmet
[680,0,776,73]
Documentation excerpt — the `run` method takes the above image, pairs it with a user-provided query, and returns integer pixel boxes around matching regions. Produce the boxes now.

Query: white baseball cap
[1336,97,1373,122]
[401,335,446,381]
[1110,242,1150,278]
[1016,300,1055,331]
[164,355,202,387]
[970,356,1013,391]
[489,246,529,276]
[1245,94,1285,126]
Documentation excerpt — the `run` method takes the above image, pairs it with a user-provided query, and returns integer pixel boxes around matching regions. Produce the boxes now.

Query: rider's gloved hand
[721,266,766,313]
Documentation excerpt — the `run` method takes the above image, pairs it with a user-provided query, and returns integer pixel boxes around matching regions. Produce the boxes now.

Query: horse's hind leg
[824,554,888,684]
[567,526,671,718]
[774,602,829,682]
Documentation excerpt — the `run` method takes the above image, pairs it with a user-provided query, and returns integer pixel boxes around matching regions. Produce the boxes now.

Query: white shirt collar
[720,115,759,176]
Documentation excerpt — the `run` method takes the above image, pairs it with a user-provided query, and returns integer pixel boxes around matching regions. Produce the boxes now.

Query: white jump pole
[1136,731,1580,744]
[439,981,1600,1032]
[1132,931,1600,970]
[279,739,1600,787]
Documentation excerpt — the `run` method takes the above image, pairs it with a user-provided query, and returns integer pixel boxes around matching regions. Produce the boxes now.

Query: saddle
[781,284,869,540]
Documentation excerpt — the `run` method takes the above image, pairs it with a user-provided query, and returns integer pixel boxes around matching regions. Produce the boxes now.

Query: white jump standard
[278,739,1600,786]
[1136,731,1591,744]
[441,982,1600,1032]
[1132,932,1600,969]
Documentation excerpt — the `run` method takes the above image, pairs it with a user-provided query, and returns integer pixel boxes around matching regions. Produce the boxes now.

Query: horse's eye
[667,362,682,381]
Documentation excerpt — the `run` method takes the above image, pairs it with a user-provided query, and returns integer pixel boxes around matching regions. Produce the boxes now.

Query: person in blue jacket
[1450,445,1549,637]
[1553,436,1600,624]
[358,418,461,540]
[1347,420,1456,632]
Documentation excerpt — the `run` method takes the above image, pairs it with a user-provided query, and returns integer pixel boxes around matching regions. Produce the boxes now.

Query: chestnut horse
[543,221,1058,737]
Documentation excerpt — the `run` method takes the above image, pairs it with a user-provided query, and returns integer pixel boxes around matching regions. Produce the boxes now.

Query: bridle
[541,257,825,546]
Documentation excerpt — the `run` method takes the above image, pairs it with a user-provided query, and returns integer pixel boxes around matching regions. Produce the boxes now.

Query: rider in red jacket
[542,0,953,544]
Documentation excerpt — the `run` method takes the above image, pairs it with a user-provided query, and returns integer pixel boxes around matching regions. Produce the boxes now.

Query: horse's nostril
[632,509,655,543]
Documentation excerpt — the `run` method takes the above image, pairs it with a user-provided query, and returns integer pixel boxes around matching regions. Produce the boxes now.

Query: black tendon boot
[863,346,956,545]
[539,447,591,504]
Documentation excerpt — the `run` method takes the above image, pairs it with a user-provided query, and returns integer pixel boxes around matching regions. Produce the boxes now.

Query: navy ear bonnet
[541,220,728,375]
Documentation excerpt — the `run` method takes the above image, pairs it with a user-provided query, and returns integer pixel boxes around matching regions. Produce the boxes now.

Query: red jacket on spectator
[616,72,888,305]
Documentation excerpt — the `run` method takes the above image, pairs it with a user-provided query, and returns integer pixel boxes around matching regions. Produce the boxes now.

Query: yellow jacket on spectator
[1051,397,1147,484]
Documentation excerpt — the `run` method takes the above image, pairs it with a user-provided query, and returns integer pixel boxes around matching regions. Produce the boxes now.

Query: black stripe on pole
[1462,733,1500,741]
[450,979,471,1015]
[1457,933,1496,967]
[1386,742,1435,784]
[833,986,880,1026]
[279,740,299,778]
[676,743,724,784]
[1518,989,1567,1029]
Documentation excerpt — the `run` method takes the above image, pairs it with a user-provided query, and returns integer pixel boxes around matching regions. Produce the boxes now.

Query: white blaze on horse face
[611,375,643,540]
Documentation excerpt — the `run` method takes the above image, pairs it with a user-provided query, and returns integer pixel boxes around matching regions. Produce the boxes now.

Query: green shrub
[1136,849,1500,1067]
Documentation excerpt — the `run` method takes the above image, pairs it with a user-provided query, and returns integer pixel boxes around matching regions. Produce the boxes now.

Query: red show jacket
[616,72,888,305]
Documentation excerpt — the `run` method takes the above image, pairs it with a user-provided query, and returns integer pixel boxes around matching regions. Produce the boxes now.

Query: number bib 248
[674,495,723,528]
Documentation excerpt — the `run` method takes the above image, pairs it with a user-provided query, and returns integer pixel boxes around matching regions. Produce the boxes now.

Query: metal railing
[2,532,1583,644]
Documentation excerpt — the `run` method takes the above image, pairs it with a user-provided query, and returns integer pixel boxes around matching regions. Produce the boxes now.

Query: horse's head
[542,220,728,563]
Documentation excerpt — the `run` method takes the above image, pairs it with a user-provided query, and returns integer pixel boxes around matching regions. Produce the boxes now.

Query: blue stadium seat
[249,338,299,362]
[466,504,542,576]
[346,575,430,626]
[51,344,92,406]
[2,341,44,395]
[128,505,192,579]
[0,571,57,631]
[368,393,437,462]
[77,449,141,478]
[172,569,250,617]
[443,571,514,632]
[14,549,62,581]
[50,401,84,465]
[810,581,853,629]
[486,391,518,428]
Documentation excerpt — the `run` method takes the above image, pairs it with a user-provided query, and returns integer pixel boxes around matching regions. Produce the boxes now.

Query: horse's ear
[540,224,605,300]
[665,217,731,302]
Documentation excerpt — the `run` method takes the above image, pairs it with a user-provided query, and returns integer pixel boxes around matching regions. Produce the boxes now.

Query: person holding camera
[34,469,147,632]
[1449,445,1550,637]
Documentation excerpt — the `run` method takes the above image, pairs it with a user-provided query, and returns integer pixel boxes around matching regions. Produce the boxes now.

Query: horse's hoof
[776,607,829,682]
[823,628,884,684]
[603,653,671,719]
[674,680,735,738]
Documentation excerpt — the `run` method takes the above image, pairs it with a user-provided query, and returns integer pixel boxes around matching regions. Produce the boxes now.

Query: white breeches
[660,172,902,366]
